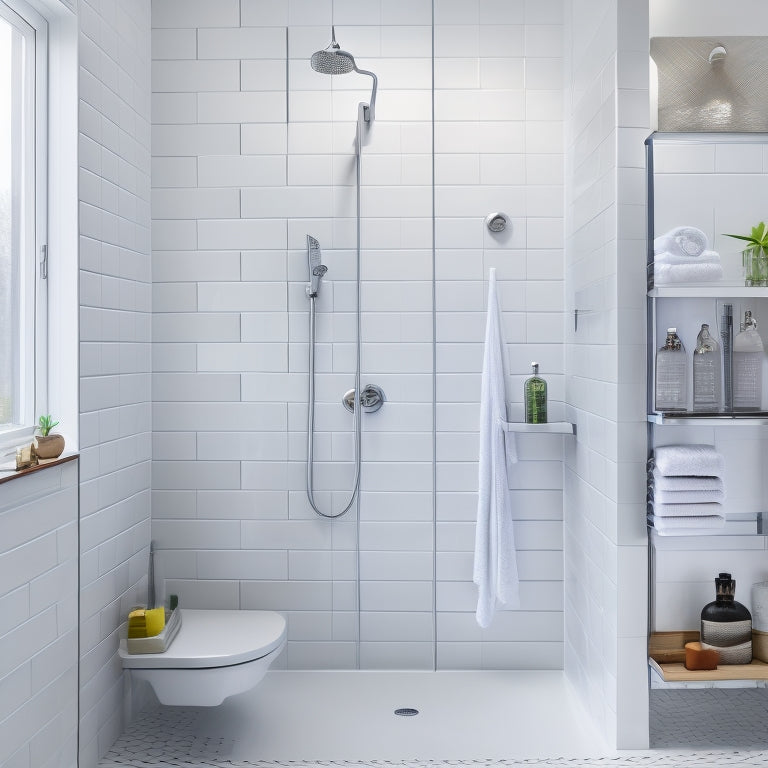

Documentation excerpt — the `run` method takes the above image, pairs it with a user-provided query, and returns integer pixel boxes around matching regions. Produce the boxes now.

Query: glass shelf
[648,412,768,426]
[649,286,768,299]
[648,512,766,537]
[502,421,575,434]
[648,131,768,146]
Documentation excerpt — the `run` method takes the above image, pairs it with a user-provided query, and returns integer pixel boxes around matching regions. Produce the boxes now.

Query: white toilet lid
[119,609,286,669]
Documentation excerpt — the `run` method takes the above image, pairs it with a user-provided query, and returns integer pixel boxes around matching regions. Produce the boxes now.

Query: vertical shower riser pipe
[305,103,368,520]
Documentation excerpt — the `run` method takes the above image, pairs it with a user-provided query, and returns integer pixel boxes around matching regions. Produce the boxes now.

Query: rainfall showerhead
[310,26,354,74]
[311,48,355,74]
[310,27,378,122]
[311,48,355,75]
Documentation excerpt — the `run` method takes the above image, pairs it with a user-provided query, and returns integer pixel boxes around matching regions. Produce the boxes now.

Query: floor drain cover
[394,708,419,716]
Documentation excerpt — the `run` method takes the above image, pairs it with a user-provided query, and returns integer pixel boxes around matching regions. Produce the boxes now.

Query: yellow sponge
[145,607,165,637]
[127,607,166,639]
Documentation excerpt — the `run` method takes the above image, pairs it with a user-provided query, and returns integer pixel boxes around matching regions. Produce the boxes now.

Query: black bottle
[700,572,752,664]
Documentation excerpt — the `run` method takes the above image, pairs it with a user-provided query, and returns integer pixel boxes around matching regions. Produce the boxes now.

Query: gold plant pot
[36,434,65,459]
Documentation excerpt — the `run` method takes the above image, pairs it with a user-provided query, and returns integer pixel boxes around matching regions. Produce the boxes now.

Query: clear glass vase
[743,245,768,287]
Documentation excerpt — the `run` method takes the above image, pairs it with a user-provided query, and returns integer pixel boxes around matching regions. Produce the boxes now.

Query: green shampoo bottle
[524,362,547,424]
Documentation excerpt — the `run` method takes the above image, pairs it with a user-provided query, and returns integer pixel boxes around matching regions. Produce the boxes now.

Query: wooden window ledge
[0,452,78,485]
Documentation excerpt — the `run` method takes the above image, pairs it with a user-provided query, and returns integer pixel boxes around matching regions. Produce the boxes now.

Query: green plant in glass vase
[725,222,768,287]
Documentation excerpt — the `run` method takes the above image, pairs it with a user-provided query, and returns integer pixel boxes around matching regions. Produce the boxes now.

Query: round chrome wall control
[342,384,386,413]
[485,212,509,233]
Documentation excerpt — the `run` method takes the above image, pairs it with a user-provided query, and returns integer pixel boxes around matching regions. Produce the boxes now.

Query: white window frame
[0,0,47,448]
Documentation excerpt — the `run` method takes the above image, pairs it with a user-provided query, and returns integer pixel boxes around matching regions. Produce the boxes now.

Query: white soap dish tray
[126,607,182,654]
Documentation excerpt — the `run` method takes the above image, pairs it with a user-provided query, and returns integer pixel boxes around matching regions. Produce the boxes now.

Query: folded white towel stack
[653,249,720,267]
[652,227,722,285]
[649,514,726,535]
[654,261,723,285]
[648,445,726,536]
[649,466,723,493]
[652,444,725,477]
[650,488,726,505]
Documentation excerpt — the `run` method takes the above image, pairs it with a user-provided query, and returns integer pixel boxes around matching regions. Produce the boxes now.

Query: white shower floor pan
[101,670,768,767]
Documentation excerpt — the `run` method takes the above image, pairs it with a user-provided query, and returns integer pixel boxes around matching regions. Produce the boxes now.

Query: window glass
[0,0,42,432]
[0,16,16,425]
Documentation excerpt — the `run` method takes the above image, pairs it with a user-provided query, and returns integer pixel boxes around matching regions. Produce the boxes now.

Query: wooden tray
[650,657,768,682]
[649,630,768,681]
[649,630,700,664]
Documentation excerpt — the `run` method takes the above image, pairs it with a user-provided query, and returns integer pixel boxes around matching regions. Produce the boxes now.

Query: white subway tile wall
[78,1,152,766]
[151,0,564,672]
[0,464,79,768]
[434,0,565,669]
[563,0,649,751]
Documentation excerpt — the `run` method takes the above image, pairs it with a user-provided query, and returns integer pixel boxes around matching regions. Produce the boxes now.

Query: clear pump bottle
[733,310,764,411]
[655,328,687,411]
[693,323,722,412]
[524,362,547,424]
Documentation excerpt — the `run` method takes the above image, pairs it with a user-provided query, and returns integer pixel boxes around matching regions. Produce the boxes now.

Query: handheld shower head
[306,235,326,298]
[310,27,378,122]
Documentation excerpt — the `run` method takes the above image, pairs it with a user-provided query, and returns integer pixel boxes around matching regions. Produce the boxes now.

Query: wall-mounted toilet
[119,609,287,706]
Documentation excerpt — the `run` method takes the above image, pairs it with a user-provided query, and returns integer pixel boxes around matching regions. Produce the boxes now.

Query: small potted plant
[725,222,768,287]
[35,415,64,459]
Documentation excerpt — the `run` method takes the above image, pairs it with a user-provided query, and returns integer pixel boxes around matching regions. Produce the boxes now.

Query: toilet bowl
[119,609,286,706]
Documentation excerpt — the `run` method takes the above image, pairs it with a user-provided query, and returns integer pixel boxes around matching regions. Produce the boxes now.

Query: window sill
[0,426,37,452]
[0,452,78,486]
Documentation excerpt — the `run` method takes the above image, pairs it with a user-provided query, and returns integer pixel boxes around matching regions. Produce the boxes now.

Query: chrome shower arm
[355,67,377,122]
[336,50,377,122]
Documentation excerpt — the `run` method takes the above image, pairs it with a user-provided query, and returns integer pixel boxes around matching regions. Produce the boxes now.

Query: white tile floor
[101,671,768,768]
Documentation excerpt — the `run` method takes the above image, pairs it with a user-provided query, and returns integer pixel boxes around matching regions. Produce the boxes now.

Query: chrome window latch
[40,244,48,279]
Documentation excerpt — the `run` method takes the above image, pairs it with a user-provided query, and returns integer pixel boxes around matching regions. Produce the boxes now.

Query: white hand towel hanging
[474,268,520,628]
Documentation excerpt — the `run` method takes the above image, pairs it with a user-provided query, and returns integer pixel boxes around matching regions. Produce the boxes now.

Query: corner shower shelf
[502,421,575,434]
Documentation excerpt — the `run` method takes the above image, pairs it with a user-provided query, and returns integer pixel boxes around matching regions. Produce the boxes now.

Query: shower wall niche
[150,0,566,670]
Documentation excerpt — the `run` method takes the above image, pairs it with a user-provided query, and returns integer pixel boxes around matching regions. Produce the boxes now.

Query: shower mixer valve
[343,384,386,414]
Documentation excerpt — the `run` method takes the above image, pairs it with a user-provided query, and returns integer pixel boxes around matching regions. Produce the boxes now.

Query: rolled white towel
[649,467,724,492]
[650,500,724,518]
[650,487,726,505]
[654,226,708,258]
[649,514,726,536]
[652,444,725,477]
[653,261,723,285]
[654,249,721,267]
